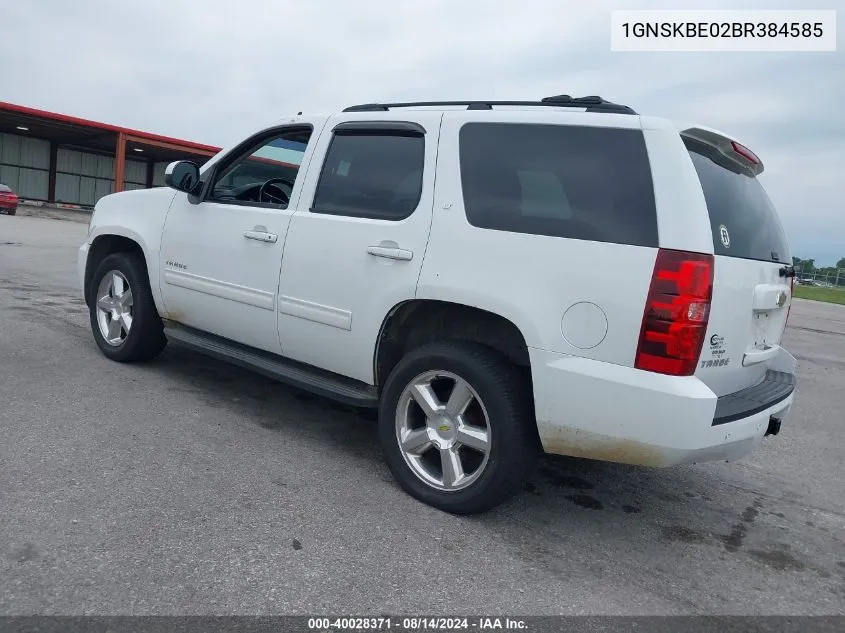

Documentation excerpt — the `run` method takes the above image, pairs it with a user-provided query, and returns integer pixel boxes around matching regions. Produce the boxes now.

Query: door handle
[244,230,278,243]
[742,344,781,367]
[367,245,413,261]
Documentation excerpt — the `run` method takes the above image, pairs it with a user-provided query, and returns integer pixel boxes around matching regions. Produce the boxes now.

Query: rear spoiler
[680,126,764,176]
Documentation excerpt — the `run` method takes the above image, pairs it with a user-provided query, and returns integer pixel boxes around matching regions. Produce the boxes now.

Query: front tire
[88,252,166,362]
[379,341,537,514]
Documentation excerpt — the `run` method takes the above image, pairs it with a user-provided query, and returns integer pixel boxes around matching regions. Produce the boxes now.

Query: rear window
[458,122,658,247]
[686,144,790,263]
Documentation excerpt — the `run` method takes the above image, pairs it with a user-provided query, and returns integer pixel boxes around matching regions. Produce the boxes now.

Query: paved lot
[1,214,843,615]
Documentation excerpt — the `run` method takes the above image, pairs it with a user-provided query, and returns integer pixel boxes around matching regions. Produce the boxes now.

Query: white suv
[78,95,797,514]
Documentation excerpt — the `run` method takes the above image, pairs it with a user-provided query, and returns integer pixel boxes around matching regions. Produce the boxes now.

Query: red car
[0,183,18,215]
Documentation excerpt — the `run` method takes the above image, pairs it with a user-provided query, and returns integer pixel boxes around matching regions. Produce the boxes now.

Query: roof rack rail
[342,95,637,115]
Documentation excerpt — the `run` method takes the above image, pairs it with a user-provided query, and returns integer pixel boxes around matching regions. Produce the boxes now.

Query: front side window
[311,131,424,220]
[210,127,312,207]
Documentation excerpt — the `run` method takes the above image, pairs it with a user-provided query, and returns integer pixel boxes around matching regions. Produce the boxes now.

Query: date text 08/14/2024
[307,617,528,631]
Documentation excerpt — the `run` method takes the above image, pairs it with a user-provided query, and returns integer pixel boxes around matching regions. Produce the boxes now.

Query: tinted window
[458,123,658,247]
[312,132,424,220]
[210,128,311,207]
[687,145,790,263]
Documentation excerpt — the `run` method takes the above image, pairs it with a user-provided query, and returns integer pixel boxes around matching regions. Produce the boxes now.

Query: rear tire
[88,252,166,362]
[378,341,537,514]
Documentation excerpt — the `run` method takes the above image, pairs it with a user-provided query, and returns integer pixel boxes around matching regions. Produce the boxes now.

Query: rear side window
[312,132,424,221]
[458,123,658,247]
[686,144,790,263]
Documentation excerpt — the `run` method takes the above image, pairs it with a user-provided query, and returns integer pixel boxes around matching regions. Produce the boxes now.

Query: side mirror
[164,161,201,194]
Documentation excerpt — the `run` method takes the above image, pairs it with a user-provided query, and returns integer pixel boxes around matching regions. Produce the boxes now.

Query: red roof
[0,101,221,154]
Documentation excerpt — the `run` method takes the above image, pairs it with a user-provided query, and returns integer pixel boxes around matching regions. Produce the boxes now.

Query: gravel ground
[1,214,843,615]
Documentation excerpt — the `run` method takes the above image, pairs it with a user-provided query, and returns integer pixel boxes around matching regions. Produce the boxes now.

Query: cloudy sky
[2,0,842,265]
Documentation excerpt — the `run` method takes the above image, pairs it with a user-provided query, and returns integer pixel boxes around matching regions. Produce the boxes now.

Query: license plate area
[753,311,772,348]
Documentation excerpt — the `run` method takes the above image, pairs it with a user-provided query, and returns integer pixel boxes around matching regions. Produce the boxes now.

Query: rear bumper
[529,347,796,467]
[713,370,795,426]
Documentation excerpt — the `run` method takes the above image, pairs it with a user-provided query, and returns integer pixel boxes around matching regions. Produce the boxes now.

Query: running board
[163,324,378,408]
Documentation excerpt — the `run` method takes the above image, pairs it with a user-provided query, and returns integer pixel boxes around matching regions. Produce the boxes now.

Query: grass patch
[793,285,845,305]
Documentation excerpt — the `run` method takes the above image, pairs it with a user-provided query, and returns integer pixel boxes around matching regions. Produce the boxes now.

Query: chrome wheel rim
[95,270,134,346]
[395,370,491,492]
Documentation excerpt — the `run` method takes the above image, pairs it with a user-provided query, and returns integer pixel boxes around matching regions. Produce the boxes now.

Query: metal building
[0,101,220,207]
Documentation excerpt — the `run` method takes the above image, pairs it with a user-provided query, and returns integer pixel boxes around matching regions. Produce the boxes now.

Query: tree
[795,258,815,274]
[837,257,845,269]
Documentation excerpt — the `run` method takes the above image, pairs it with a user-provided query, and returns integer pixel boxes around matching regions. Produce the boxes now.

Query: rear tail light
[635,248,714,376]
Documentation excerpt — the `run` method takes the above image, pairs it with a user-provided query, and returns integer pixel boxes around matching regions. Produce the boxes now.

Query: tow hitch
[765,416,782,437]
